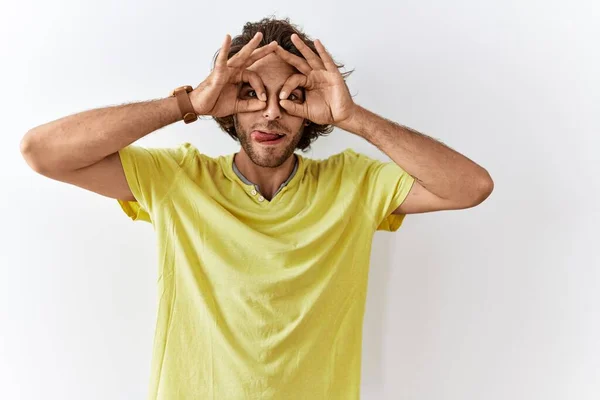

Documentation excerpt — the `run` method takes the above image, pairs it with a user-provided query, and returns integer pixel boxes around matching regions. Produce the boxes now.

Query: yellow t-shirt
[117,142,415,399]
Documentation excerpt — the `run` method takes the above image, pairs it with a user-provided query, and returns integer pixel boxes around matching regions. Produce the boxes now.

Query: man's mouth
[251,131,285,144]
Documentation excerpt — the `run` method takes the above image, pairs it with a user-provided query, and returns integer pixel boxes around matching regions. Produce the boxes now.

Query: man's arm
[20,97,182,173]
[337,104,494,214]
[271,36,493,214]
[20,33,277,202]
[19,97,182,202]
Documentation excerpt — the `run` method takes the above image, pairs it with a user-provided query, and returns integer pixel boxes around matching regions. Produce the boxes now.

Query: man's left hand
[274,34,356,126]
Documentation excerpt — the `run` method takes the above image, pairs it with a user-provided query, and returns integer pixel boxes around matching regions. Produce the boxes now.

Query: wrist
[189,83,211,116]
[336,103,361,132]
[170,85,199,124]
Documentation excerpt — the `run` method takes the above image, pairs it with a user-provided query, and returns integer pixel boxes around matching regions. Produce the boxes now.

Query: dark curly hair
[211,16,354,152]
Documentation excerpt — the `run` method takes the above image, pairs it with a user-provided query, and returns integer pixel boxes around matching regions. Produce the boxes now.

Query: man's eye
[245,90,301,101]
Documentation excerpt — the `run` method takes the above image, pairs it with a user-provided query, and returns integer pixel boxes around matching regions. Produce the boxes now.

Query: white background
[2,1,599,399]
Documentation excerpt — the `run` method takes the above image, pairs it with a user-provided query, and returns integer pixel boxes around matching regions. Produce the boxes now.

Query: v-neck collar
[220,152,306,206]
[232,153,299,195]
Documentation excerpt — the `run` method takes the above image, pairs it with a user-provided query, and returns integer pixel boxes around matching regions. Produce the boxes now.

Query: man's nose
[262,94,283,120]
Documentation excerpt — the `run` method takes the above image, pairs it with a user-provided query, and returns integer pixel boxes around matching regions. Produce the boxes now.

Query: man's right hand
[190,32,276,118]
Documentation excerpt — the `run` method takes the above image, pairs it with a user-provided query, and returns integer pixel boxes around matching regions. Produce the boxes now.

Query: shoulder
[172,142,222,170]
[304,147,362,169]
[120,141,195,167]
[303,148,382,180]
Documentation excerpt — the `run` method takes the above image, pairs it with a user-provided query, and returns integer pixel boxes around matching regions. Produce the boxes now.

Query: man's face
[233,53,307,168]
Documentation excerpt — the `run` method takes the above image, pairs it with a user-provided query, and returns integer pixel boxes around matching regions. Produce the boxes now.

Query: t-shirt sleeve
[117,142,192,223]
[344,148,416,232]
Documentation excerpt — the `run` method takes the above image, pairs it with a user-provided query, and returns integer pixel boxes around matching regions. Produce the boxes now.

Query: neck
[233,151,297,199]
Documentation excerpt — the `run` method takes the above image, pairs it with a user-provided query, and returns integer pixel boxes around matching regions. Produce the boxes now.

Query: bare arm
[19,32,276,202]
[20,96,182,173]
[337,105,494,213]
[19,96,183,202]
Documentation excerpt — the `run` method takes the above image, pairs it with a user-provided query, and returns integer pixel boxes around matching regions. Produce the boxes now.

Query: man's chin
[245,144,293,168]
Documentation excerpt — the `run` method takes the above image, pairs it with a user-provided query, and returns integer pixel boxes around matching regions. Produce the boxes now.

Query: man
[21,17,493,400]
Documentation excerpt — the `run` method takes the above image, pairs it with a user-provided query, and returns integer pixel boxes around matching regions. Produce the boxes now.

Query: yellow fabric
[117,142,415,399]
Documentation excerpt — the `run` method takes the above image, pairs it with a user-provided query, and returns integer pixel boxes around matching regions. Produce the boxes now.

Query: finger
[228,32,263,68]
[279,99,308,118]
[290,33,325,70]
[216,34,232,67]
[243,41,278,69]
[279,74,308,100]
[242,69,267,101]
[314,39,337,73]
[235,98,267,113]
[274,45,312,75]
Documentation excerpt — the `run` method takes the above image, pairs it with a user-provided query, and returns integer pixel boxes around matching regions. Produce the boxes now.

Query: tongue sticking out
[253,131,282,142]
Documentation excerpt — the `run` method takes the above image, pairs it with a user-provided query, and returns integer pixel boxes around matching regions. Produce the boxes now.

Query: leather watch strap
[170,85,198,124]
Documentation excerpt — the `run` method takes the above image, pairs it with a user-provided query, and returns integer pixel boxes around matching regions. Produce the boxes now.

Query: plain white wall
[2,0,598,399]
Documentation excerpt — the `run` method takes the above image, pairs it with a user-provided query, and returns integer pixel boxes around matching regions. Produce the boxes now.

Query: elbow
[20,132,36,167]
[469,171,494,207]
[20,130,49,173]
[20,131,33,155]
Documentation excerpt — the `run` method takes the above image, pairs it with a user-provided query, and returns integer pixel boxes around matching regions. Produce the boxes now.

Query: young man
[21,17,493,400]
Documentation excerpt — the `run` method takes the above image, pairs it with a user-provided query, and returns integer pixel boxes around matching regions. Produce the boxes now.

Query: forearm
[337,104,492,202]
[20,96,182,172]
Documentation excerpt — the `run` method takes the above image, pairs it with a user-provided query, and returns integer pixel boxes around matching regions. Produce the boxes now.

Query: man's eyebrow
[239,82,303,92]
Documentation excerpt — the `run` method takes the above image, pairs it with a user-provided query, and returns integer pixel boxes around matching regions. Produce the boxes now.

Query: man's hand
[274,34,356,125]
[190,32,278,118]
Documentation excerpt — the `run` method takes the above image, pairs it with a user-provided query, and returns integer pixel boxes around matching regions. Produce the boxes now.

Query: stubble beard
[233,116,305,168]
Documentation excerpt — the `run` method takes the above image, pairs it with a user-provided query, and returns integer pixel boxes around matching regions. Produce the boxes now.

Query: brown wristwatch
[170,85,198,124]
